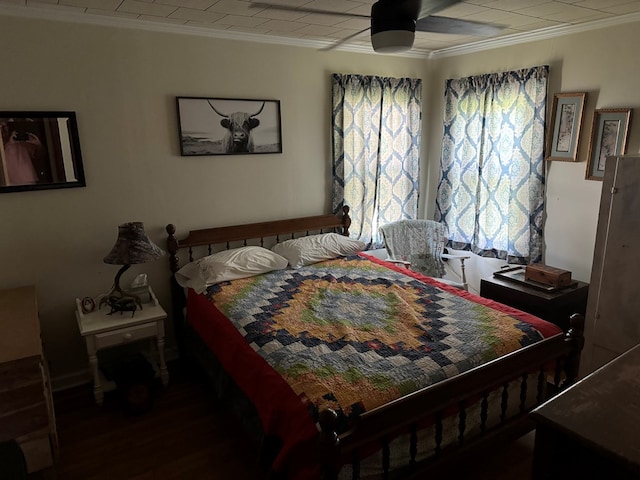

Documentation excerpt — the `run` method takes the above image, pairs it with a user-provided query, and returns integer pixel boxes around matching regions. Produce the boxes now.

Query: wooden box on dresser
[0,285,57,472]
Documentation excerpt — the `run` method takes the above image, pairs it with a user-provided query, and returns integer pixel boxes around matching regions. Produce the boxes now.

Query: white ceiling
[2,0,640,57]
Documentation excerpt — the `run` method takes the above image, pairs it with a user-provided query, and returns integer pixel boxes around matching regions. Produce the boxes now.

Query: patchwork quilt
[204,255,549,433]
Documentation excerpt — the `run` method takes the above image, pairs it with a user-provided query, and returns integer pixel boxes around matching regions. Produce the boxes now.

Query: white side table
[75,286,169,405]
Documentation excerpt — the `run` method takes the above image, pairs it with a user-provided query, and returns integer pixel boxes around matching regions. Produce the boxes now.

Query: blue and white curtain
[331,73,422,247]
[435,65,548,264]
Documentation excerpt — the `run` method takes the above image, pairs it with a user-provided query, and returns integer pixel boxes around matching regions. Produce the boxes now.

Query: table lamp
[101,222,165,314]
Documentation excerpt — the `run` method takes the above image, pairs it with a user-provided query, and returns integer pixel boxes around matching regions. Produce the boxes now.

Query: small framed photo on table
[546,92,586,162]
[585,108,632,181]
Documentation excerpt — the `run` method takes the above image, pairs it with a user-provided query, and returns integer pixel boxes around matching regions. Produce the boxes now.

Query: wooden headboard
[165,206,351,273]
[164,206,351,354]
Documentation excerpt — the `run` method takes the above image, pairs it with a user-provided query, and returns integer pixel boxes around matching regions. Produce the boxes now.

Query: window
[331,73,422,247]
[435,66,548,264]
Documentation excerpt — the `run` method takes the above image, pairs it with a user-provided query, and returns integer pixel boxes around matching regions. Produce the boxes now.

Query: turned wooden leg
[157,328,169,387]
[459,257,468,291]
[86,337,103,405]
[318,409,340,480]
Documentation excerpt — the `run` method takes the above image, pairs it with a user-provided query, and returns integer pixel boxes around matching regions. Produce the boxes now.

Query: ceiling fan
[250,0,504,53]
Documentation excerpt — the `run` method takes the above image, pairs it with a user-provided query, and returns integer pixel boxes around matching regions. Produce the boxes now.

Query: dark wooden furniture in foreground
[531,343,640,479]
[480,274,589,331]
[165,209,585,480]
[0,286,57,473]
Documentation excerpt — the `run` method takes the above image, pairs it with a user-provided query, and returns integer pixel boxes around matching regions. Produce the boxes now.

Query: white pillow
[175,246,288,293]
[271,233,366,268]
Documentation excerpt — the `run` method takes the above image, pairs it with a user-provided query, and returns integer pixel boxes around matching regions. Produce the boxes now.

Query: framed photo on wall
[176,97,282,156]
[585,108,632,180]
[546,92,586,162]
[0,111,85,194]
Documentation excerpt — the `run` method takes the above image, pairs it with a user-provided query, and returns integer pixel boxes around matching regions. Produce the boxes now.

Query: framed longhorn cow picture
[176,96,282,156]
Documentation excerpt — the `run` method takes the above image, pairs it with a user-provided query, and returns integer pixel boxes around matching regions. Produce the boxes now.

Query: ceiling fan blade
[320,27,371,52]
[249,2,369,19]
[387,0,421,19]
[417,0,465,19]
[416,15,504,36]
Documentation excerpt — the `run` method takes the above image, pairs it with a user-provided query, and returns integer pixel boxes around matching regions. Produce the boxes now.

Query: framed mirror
[0,111,85,193]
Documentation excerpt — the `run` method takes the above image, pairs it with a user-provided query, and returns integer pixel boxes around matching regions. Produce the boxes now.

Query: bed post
[166,224,187,360]
[318,409,340,480]
[340,205,351,237]
[166,224,180,273]
[563,313,585,385]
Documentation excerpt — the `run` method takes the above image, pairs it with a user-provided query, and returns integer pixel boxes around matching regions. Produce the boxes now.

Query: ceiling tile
[168,6,224,20]
[575,0,640,9]
[206,0,255,15]
[294,23,343,35]
[61,0,122,9]
[118,0,177,16]
[213,13,269,26]
[27,1,85,12]
[258,18,307,32]
[139,13,188,23]
[3,0,640,56]
[302,0,364,14]
[604,2,640,13]
[85,8,140,18]
[155,0,214,9]
[252,6,307,21]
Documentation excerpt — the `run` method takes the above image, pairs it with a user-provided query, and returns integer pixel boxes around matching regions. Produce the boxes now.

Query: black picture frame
[176,97,282,156]
[0,111,85,194]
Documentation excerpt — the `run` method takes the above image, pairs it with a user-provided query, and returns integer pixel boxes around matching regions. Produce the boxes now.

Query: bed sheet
[186,254,561,479]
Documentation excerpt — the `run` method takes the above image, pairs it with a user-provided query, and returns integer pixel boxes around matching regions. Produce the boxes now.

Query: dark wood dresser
[480,274,589,330]
[0,286,57,472]
[531,344,640,479]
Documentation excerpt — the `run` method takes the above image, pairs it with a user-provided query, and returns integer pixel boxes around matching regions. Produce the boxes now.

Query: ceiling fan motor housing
[370,0,416,53]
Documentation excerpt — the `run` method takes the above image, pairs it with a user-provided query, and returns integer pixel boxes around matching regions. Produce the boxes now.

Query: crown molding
[0,3,427,59]
[429,11,640,59]
[4,2,637,60]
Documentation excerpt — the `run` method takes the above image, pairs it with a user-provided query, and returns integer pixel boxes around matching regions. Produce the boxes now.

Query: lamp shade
[104,222,165,265]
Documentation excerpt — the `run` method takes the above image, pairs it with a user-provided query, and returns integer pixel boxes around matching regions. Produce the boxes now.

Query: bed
[165,207,585,480]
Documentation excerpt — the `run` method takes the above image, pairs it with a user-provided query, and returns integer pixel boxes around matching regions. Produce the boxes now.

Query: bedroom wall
[0,14,428,387]
[423,21,640,292]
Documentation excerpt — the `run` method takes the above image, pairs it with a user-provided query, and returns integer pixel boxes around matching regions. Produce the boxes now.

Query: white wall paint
[0,15,427,383]
[425,22,640,288]
[3,13,640,384]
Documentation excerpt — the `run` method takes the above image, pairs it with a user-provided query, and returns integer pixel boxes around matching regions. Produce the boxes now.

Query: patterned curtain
[331,73,422,247]
[435,66,548,264]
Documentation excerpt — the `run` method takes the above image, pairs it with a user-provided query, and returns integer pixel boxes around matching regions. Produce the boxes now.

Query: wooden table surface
[0,285,41,363]
[532,343,640,469]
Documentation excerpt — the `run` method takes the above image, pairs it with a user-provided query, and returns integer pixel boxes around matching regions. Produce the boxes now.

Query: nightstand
[76,286,169,405]
[480,274,589,330]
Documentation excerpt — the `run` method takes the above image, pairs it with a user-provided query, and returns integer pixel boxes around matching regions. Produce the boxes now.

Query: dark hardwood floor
[32,364,268,480]
[31,363,535,479]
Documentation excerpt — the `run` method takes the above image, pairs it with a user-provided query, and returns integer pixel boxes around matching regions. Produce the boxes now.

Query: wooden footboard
[318,314,585,480]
